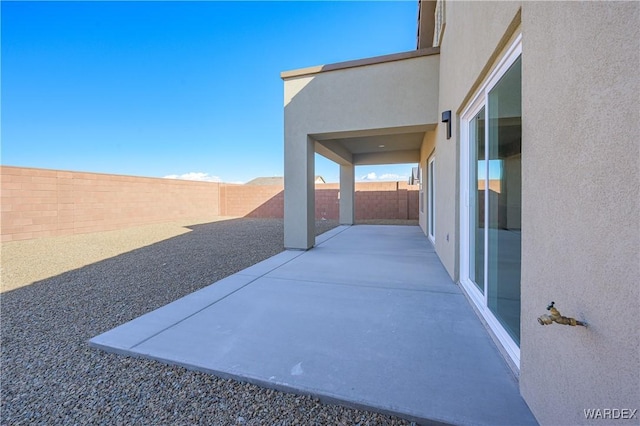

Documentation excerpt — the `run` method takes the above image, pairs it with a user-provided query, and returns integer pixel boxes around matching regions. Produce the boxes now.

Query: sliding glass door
[461,36,522,365]
[487,56,522,345]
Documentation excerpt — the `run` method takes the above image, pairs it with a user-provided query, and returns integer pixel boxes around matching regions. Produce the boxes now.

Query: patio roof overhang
[281,48,440,249]
[311,125,433,166]
[282,48,440,168]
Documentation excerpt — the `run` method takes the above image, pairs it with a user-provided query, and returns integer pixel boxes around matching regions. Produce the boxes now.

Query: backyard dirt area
[0,218,413,425]
[1,217,239,293]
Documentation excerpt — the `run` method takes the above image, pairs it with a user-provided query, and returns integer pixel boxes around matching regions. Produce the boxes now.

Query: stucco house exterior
[281,1,638,424]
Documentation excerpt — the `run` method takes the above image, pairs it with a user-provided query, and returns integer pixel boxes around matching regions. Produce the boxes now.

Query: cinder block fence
[1,166,418,242]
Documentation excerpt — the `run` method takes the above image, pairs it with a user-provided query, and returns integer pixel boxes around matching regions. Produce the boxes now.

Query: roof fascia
[281,47,439,80]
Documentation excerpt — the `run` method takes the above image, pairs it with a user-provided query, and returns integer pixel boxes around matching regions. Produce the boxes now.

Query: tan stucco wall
[284,55,440,136]
[432,1,639,423]
[519,2,640,424]
[434,0,523,280]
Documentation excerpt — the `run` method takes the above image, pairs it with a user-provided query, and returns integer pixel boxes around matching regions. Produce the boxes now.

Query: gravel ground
[1,217,237,293]
[1,218,412,425]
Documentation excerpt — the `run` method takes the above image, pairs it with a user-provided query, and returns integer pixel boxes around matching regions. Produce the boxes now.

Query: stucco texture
[519,2,640,424]
[284,55,440,136]
[428,0,523,280]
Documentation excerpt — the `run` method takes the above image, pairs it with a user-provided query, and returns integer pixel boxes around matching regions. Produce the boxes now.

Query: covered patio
[282,48,440,250]
[91,225,536,425]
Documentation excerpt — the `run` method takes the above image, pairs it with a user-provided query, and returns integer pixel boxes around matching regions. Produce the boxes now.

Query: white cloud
[361,172,378,180]
[359,172,408,181]
[379,173,407,180]
[163,172,221,182]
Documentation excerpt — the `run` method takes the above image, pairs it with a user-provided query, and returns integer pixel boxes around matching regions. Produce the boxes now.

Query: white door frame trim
[427,154,436,243]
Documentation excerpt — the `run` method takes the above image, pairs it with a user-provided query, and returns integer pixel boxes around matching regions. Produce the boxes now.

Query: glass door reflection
[469,107,485,294]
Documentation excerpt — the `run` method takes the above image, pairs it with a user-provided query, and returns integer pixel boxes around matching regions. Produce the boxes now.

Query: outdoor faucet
[537,302,587,327]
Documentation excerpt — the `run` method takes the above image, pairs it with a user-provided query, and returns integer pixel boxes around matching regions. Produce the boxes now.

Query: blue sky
[1,1,419,183]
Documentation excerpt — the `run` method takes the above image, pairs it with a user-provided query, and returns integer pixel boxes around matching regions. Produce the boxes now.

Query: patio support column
[339,164,355,225]
[284,134,315,250]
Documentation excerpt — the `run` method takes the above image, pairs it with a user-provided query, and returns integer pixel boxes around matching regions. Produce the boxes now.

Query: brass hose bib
[537,302,587,327]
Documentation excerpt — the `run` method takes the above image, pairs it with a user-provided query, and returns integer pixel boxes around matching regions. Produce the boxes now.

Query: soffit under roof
[331,132,425,155]
[313,126,434,166]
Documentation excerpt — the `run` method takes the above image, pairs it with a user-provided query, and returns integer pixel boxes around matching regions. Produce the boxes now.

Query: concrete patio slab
[91,273,257,353]
[90,225,537,425]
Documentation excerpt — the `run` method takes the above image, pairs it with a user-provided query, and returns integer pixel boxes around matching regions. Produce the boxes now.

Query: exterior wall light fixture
[442,110,452,140]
